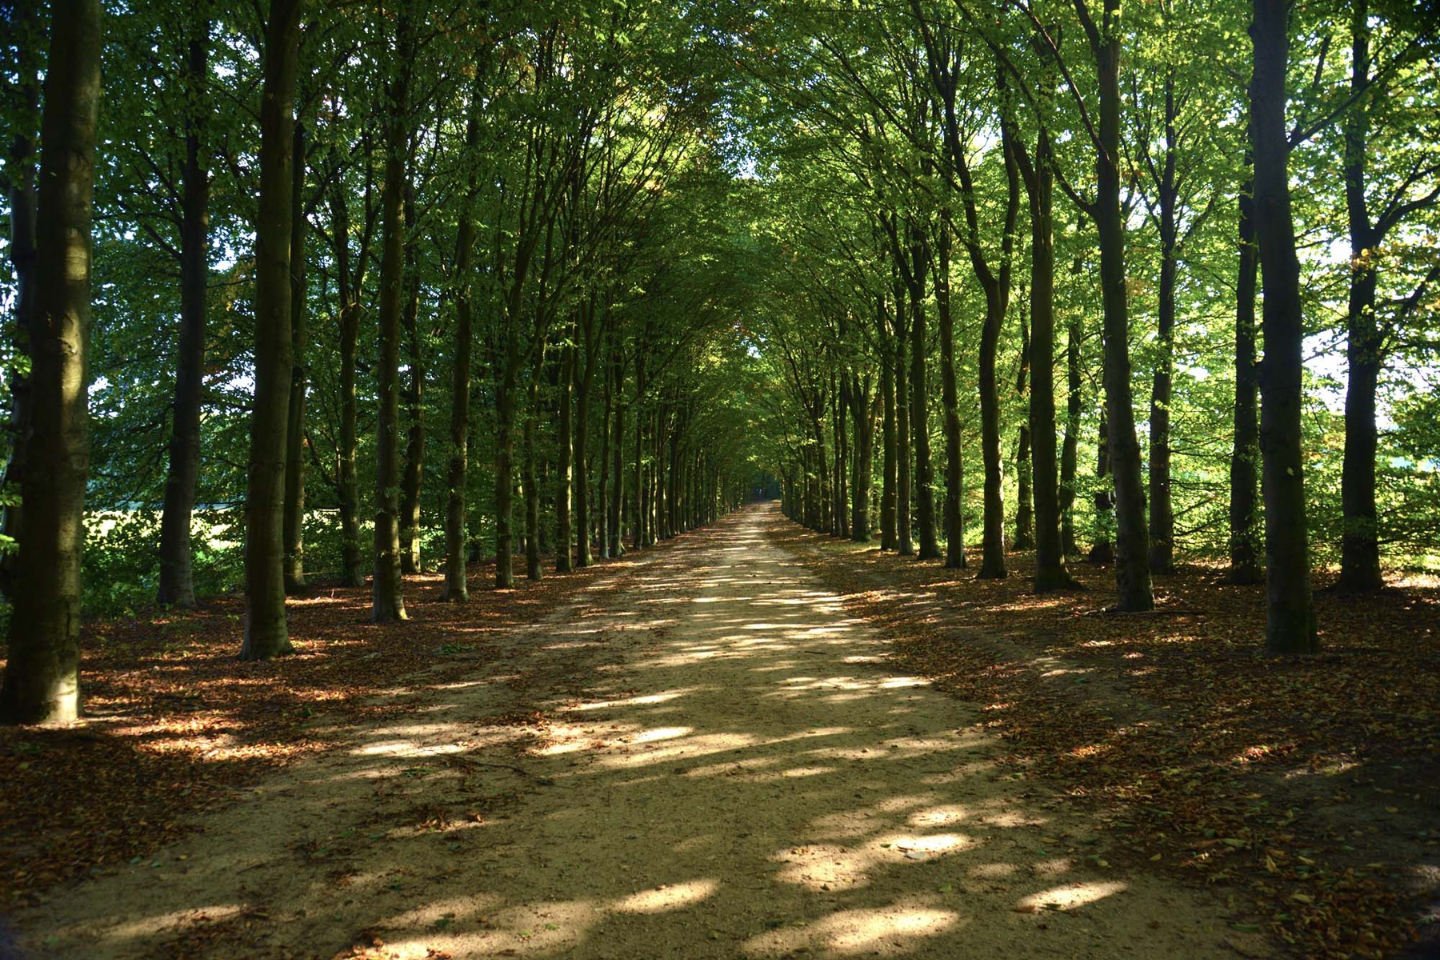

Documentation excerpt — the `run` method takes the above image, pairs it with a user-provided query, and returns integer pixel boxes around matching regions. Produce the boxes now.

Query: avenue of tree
[2,0,1438,723]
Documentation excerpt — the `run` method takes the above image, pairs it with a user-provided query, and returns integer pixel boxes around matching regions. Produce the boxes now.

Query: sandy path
[17,505,1269,959]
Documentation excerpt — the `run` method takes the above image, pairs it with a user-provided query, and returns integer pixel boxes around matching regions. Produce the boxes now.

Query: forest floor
[3,503,1278,960]
[0,504,1433,960]
[774,514,1440,960]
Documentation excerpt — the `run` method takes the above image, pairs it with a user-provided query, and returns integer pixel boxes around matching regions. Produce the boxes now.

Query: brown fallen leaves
[774,521,1440,960]
[0,551,646,910]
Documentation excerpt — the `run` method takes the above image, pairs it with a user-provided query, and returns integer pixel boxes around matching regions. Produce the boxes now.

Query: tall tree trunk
[0,0,101,721]
[880,327,897,550]
[977,278,1007,579]
[1061,312,1083,560]
[849,374,874,542]
[1016,126,1078,590]
[443,105,481,603]
[371,8,413,623]
[282,118,308,593]
[610,359,626,557]
[555,336,574,573]
[833,375,847,537]
[632,357,645,551]
[239,0,302,661]
[598,340,612,559]
[524,372,542,581]
[329,170,364,588]
[1338,0,1383,593]
[397,181,424,575]
[1251,0,1318,653]
[1089,412,1115,564]
[896,335,912,555]
[1148,69,1179,575]
[1228,161,1262,585]
[157,16,210,609]
[1092,0,1154,610]
[576,321,597,566]
[1014,302,1034,552]
[937,221,964,568]
[910,232,938,560]
[494,375,517,588]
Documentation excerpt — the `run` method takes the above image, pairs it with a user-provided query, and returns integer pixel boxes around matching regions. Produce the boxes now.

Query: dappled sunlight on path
[18,505,1268,959]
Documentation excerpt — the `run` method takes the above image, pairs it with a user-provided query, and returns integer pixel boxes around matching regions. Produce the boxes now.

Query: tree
[2,0,102,720]
[239,0,304,661]
[156,9,212,608]
[371,0,416,623]
[1250,0,1318,654]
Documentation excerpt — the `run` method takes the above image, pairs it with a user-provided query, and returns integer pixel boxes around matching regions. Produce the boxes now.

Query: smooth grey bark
[555,336,574,573]
[282,118,308,593]
[1013,123,1079,590]
[574,297,602,566]
[524,368,542,581]
[443,105,481,603]
[1061,311,1082,561]
[1085,0,1153,610]
[398,202,425,577]
[239,0,303,661]
[1,0,101,721]
[1228,136,1262,585]
[895,307,912,555]
[371,5,413,623]
[1250,0,1318,653]
[848,371,874,542]
[1014,304,1034,552]
[908,227,938,560]
[1147,70,1179,575]
[937,220,965,568]
[157,15,210,609]
[878,297,897,551]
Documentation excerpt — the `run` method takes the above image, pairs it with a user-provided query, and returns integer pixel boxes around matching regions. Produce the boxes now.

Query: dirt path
[17,505,1271,959]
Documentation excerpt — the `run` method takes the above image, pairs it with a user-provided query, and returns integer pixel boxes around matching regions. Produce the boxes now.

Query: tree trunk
[909,231,938,560]
[632,357,646,551]
[398,234,424,576]
[494,375,517,588]
[895,335,912,555]
[1061,312,1082,561]
[371,8,413,623]
[1089,412,1115,564]
[0,0,101,721]
[1148,70,1178,576]
[937,222,964,568]
[880,329,897,550]
[524,373,542,581]
[1017,126,1077,590]
[598,340,612,559]
[239,0,302,661]
[610,365,626,557]
[443,105,481,603]
[576,317,597,566]
[1014,303,1034,552]
[157,17,210,609]
[282,118,308,593]
[1228,161,1262,585]
[1093,0,1154,610]
[329,169,364,588]
[1338,0,1383,593]
[977,280,1007,579]
[1251,0,1318,653]
[849,374,874,542]
[556,336,574,573]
